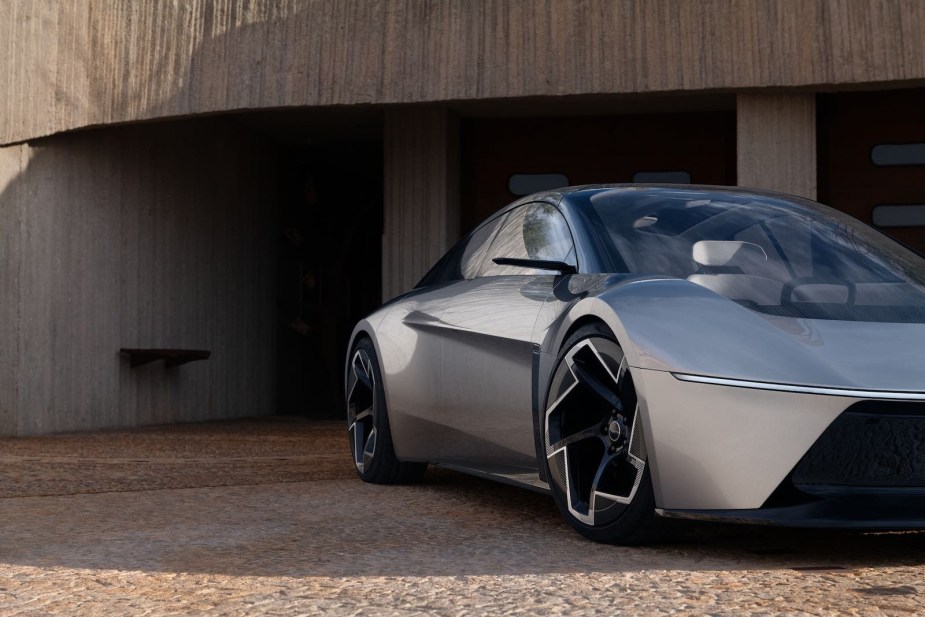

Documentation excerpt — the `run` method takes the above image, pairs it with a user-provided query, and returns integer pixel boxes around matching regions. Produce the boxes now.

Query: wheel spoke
[362,428,377,470]
[353,407,373,423]
[594,420,647,505]
[550,423,603,452]
[352,354,373,391]
[590,451,618,499]
[347,351,374,418]
[350,420,365,469]
[627,410,647,462]
[570,358,623,412]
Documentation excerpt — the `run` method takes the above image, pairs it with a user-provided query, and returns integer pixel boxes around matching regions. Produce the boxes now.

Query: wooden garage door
[819,89,925,253]
[461,112,736,232]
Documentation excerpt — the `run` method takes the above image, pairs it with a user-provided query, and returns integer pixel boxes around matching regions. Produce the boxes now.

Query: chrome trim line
[671,372,925,401]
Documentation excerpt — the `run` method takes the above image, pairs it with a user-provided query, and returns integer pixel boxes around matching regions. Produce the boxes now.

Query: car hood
[589,277,925,392]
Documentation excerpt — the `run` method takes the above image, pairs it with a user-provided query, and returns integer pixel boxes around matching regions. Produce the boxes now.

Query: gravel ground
[1,417,924,615]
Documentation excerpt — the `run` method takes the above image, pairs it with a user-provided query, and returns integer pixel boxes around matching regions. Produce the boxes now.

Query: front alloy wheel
[544,324,666,544]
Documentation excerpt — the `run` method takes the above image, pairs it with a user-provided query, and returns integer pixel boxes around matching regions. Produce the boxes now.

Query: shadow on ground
[1,418,924,579]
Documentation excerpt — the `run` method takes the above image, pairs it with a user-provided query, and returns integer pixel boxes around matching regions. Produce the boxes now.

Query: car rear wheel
[543,323,669,544]
[346,337,427,484]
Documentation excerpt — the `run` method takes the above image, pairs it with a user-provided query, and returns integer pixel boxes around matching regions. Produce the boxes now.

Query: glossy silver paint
[347,184,925,517]
[357,275,556,472]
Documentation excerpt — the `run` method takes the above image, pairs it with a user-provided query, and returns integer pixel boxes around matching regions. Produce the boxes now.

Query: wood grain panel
[0,119,277,435]
[3,0,925,146]
[461,112,736,231]
[737,93,817,199]
[383,108,460,300]
[820,89,925,252]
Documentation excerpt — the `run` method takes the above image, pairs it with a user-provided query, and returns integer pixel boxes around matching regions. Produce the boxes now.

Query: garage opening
[460,110,736,232]
[818,87,925,253]
[274,142,383,418]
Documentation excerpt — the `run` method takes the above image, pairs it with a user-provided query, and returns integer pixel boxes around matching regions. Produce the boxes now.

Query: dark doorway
[276,143,383,417]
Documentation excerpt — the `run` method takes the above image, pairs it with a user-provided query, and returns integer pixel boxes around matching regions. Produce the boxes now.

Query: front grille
[792,401,925,489]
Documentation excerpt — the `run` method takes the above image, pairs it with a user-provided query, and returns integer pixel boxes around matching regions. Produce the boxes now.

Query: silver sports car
[345,185,925,544]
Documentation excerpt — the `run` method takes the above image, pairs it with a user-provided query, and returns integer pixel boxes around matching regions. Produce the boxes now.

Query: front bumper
[635,369,925,529]
[657,497,925,529]
[672,401,925,528]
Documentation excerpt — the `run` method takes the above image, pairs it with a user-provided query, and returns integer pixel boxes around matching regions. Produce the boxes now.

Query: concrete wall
[0,119,276,435]
[3,0,925,146]
[383,108,460,300]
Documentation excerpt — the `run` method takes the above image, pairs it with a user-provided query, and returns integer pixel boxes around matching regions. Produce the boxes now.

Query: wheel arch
[547,296,641,369]
[558,315,617,353]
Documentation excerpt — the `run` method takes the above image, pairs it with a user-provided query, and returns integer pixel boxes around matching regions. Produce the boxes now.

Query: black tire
[346,337,427,484]
[543,322,673,545]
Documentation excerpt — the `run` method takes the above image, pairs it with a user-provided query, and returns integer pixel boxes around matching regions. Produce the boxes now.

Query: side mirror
[492,257,577,275]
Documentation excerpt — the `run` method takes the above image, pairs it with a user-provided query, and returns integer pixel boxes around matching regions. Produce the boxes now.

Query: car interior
[584,189,925,321]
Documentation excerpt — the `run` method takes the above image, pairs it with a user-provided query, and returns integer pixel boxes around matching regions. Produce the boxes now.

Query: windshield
[571,187,925,323]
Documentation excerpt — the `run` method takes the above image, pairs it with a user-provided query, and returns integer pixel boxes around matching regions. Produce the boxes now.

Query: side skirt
[436,462,551,495]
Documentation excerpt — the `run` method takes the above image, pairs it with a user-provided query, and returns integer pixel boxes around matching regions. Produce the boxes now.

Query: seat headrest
[692,240,767,267]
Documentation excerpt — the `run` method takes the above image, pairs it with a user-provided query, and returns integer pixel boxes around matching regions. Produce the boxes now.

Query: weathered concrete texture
[3,1,925,146]
[0,144,26,435]
[383,108,460,299]
[0,120,276,436]
[737,93,817,200]
[1,419,925,615]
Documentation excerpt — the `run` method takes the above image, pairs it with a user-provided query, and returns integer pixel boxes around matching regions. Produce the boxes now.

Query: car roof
[549,183,812,207]
[491,184,809,220]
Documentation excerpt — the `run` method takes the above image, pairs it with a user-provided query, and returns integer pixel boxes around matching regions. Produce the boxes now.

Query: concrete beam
[737,93,817,200]
[382,108,460,301]
[5,1,925,146]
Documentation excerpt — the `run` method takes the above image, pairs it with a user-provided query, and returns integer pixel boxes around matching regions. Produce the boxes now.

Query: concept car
[345,185,925,544]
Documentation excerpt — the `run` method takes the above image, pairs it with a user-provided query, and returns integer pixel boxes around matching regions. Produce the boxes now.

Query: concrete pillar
[382,108,460,301]
[0,144,26,435]
[737,93,817,200]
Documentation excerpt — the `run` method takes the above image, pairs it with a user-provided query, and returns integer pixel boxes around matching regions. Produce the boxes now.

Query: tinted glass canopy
[568,187,925,322]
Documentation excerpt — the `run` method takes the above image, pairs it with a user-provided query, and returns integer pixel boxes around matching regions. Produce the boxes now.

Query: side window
[480,203,576,276]
[414,214,505,287]
[460,214,507,279]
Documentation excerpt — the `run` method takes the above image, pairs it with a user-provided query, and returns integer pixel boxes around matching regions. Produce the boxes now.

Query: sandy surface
[1,417,924,615]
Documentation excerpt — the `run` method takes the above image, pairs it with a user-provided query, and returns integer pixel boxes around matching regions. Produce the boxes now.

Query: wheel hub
[607,419,622,442]
[606,414,629,449]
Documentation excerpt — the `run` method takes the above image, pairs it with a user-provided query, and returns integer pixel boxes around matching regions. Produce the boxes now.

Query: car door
[436,202,577,470]
[384,212,507,460]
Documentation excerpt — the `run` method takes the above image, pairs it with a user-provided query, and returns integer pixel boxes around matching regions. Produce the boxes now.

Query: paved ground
[1,418,924,616]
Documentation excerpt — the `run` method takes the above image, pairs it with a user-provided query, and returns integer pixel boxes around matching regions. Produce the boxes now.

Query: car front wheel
[543,323,669,544]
